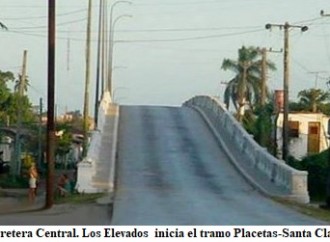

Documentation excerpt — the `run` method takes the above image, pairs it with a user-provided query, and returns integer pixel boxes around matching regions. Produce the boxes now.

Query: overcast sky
[0,0,330,115]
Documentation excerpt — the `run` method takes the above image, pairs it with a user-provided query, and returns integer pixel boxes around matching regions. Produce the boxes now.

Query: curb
[0,188,27,198]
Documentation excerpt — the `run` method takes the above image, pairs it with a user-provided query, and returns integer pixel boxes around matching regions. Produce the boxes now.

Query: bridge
[75,92,322,225]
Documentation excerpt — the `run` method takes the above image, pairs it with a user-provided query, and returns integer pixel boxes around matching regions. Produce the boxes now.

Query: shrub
[0,174,28,188]
[288,151,329,201]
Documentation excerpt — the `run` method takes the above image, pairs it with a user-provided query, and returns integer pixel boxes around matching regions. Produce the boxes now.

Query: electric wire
[2,8,87,20]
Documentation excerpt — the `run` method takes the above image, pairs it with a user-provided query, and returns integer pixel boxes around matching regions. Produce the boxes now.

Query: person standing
[28,163,38,203]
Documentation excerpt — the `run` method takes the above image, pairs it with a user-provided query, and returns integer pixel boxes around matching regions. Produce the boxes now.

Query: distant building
[57,110,82,122]
[0,136,13,162]
[275,112,330,160]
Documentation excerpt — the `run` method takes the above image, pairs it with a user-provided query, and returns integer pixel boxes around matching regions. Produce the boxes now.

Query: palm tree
[14,74,30,95]
[298,88,330,112]
[221,46,275,122]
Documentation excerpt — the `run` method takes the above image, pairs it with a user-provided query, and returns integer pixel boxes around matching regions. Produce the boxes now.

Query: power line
[133,0,236,6]
[3,27,264,43]
[292,57,312,73]
[2,8,87,20]
[4,23,263,33]
[112,25,262,33]
[293,17,323,25]
[10,18,87,30]
[117,29,264,43]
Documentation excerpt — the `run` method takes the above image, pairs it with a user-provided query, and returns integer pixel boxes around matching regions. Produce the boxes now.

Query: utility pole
[94,0,104,126]
[45,0,56,209]
[83,0,92,157]
[258,48,282,147]
[19,50,27,96]
[259,47,282,106]
[17,50,27,174]
[265,22,308,162]
[13,50,27,177]
[38,98,43,169]
[260,48,267,107]
[238,62,248,123]
[308,71,327,88]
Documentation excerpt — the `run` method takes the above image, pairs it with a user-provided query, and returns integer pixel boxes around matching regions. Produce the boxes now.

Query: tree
[0,71,15,124]
[14,74,30,94]
[297,88,330,112]
[0,70,35,125]
[221,46,275,122]
[4,93,36,125]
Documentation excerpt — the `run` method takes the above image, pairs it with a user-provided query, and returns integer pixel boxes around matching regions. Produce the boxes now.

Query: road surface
[111,105,325,225]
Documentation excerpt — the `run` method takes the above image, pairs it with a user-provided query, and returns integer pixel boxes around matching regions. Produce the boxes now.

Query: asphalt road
[111,106,325,225]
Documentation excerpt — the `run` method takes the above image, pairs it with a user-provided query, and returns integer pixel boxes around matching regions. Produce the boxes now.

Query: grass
[54,192,105,204]
[273,197,330,223]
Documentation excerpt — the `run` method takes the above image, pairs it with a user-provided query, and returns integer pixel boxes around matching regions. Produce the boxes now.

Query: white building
[0,136,13,162]
[275,112,330,160]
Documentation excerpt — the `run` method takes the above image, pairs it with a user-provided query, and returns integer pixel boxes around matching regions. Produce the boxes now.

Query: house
[275,112,330,160]
[0,136,13,162]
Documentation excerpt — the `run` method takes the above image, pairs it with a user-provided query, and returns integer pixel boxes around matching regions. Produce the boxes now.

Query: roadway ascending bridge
[111,106,324,225]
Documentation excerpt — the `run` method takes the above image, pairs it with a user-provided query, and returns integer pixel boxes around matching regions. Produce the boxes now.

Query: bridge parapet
[76,91,119,194]
[184,95,309,204]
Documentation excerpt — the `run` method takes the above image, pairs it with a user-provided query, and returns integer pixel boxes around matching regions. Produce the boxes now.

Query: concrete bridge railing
[184,95,309,204]
[76,91,119,194]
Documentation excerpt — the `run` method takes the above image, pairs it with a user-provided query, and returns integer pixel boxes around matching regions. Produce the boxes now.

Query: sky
[0,0,330,115]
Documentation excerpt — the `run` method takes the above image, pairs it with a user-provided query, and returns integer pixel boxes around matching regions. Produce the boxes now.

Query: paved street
[111,106,326,225]
[0,203,111,225]
[0,187,112,225]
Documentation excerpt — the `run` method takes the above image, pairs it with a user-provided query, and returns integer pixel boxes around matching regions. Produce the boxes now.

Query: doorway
[307,122,320,155]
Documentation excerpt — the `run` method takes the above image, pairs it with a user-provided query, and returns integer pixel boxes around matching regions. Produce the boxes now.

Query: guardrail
[184,95,309,204]
[76,91,119,194]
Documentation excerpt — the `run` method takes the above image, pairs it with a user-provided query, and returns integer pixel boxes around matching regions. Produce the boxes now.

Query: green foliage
[2,93,36,125]
[242,110,256,134]
[298,88,330,112]
[0,70,14,122]
[56,131,72,157]
[290,88,330,114]
[288,151,329,201]
[0,70,36,126]
[242,104,276,153]
[14,74,30,94]
[289,101,306,112]
[221,46,276,114]
[319,103,330,115]
[0,174,28,188]
[0,70,15,83]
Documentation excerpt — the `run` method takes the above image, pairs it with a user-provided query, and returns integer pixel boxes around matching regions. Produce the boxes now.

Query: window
[288,121,299,138]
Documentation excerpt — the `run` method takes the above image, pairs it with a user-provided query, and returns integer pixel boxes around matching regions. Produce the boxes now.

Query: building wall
[0,136,13,162]
[276,113,329,160]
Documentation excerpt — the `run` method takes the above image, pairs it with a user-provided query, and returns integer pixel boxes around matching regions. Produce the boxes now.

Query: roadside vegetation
[0,69,84,189]
[221,45,330,219]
